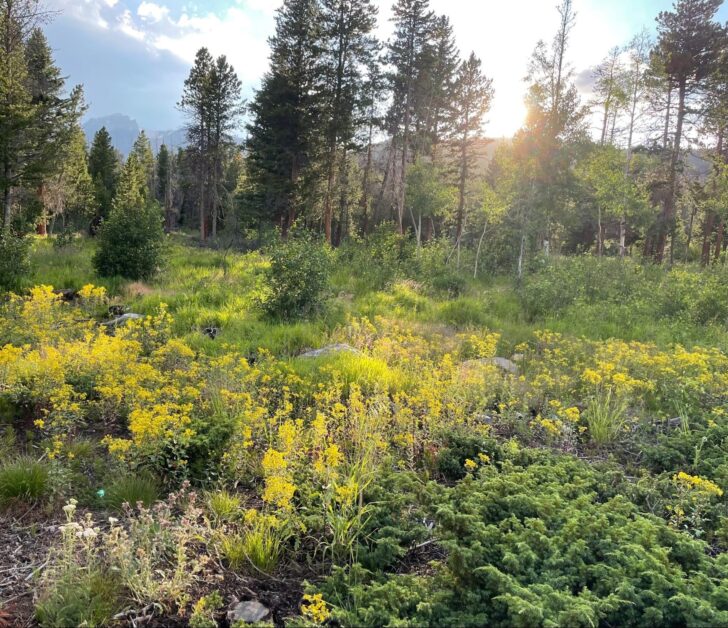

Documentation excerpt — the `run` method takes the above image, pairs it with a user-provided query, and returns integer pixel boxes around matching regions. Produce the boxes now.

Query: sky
[45,0,728,137]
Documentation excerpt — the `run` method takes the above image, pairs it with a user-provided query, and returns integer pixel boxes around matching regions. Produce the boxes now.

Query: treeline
[1,0,727,280]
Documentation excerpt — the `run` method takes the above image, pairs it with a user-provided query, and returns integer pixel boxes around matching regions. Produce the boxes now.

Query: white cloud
[52,0,650,137]
[118,9,146,41]
[138,1,170,23]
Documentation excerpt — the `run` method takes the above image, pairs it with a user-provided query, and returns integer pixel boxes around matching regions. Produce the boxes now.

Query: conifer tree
[650,0,725,262]
[448,52,493,249]
[131,130,155,199]
[318,0,378,243]
[387,0,435,233]
[243,0,322,237]
[88,127,120,230]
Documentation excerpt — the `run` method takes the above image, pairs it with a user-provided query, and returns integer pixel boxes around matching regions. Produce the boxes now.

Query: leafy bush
[0,456,50,506]
[0,232,30,292]
[264,234,332,319]
[103,473,160,511]
[93,202,165,280]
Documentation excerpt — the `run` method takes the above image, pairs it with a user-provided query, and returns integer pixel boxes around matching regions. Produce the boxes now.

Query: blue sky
[46,0,728,136]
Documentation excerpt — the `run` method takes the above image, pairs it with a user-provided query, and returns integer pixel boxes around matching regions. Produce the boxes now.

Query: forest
[1,0,728,626]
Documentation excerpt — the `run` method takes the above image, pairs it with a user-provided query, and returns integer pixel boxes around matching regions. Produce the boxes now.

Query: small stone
[461,357,519,375]
[227,600,271,624]
[510,353,525,362]
[100,313,144,327]
[299,343,361,358]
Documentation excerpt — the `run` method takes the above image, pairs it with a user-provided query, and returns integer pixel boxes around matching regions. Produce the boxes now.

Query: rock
[299,343,361,358]
[227,600,271,624]
[510,353,525,363]
[461,357,519,375]
[100,313,144,327]
[203,326,220,339]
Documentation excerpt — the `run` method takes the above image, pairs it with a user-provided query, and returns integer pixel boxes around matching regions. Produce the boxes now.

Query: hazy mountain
[82,114,187,156]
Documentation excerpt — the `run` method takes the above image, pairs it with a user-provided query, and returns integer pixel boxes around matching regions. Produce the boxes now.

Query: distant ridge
[82,114,186,156]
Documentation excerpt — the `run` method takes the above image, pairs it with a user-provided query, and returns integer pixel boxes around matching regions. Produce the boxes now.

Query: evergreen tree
[114,152,148,211]
[318,0,378,243]
[422,15,459,161]
[156,143,175,231]
[179,47,213,241]
[386,0,435,233]
[179,49,243,240]
[243,0,322,237]
[88,127,120,230]
[0,6,83,232]
[44,124,93,231]
[207,54,244,238]
[650,0,725,262]
[131,130,155,199]
[448,52,494,248]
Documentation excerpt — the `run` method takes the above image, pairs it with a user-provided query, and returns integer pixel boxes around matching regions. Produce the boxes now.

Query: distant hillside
[82,114,186,156]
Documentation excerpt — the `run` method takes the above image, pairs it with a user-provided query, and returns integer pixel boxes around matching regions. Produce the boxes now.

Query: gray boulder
[299,343,361,358]
[100,313,144,327]
[461,357,519,375]
[227,600,271,624]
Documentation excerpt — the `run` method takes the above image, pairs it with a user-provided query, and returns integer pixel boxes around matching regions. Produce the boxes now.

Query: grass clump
[103,473,160,511]
[0,456,50,506]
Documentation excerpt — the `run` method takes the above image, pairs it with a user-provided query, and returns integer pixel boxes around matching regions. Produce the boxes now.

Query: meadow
[3,234,728,626]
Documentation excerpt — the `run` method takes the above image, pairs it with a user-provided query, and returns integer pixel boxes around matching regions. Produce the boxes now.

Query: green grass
[103,473,160,511]
[0,456,51,506]
[25,235,728,360]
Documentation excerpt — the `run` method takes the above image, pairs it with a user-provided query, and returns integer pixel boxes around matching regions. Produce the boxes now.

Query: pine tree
[243,0,322,237]
[131,130,155,200]
[318,0,378,243]
[0,5,83,233]
[179,47,213,241]
[88,127,120,230]
[207,54,243,238]
[422,15,459,161]
[44,124,93,231]
[156,143,175,231]
[113,152,148,211]
[387,0,435,233]
[650,0,725,262]
[448,52,494,250]
[179,49,243,240]
[24,28,85,234]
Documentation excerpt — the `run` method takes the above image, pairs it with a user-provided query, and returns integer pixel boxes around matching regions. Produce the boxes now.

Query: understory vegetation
[3,237,728,626]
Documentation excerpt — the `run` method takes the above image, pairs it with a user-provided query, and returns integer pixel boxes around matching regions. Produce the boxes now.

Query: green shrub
[264,234,333,319]
[103,473,160,511]
[93,202,165,280]
[0,232,30,292]
[0,456,50,506]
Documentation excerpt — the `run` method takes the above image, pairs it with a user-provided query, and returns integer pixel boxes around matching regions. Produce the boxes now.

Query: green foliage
[264,234,333,319]
[35,569,122,628]
[319,450,728,628]
[583,388,630,447]
[0,232,30,292]
[207,490,243,524]
[93,202,165,280]
[103,473,160,511]
[0,456,50,506]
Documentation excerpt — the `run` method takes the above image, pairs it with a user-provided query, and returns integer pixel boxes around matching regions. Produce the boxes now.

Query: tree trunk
[655,81,685,263]
[474,222,487,278]
[456,125,468,243]
[702,212,715,266]
[715,218,725,264]
[359,117,374,235]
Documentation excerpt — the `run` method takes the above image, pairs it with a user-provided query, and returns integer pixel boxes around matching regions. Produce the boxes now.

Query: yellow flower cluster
[673,472,724,498]
[301,593,330,624]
